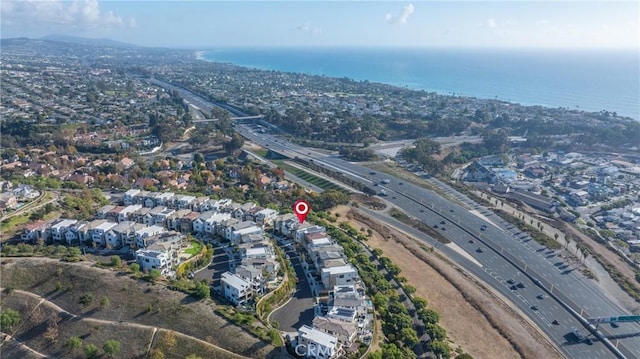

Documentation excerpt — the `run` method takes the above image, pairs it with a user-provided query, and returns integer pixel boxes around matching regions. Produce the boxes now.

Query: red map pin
[294,200,310,223]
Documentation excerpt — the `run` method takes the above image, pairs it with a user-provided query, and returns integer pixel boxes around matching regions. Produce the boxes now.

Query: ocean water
[201,48,639,121]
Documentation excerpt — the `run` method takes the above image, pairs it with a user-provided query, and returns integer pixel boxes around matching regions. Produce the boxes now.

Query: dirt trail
[0,333,49,358]
[2,288,248,359]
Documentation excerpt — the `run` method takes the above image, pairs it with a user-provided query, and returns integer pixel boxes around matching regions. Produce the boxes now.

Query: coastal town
[1,37,640,359]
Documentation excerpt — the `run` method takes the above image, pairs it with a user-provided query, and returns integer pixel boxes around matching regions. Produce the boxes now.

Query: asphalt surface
[270,244,315,333]
[195,244,231,290]
[157,79,640,359]
[233,127,640,359]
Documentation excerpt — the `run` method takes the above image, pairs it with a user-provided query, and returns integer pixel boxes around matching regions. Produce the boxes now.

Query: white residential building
[326,307,357,324]
[226,221,263,244]
[90,220,118,247]
[50,219,78,242]
[174,194,196,209]
[312,316,357,349]
[64,221,91,245]
[297,325,340,359]
[255,208,278,226]
[21,220,53,243]
[118,205,142,223]
[221,271,253,306]
[154,208,175,226]
[274,213,300,238]
[135,225,166,248]
[321,265,358,289]
[205,212,232,235]
[192,211,215,234]
[123,189,141,205]
[295,225,326,244]
[135,249,170,275]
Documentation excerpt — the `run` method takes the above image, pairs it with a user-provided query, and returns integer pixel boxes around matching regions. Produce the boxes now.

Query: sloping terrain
[0,258,280,359]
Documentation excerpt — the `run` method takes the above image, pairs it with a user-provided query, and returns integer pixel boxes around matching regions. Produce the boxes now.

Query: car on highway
[481,224,488,230]
[537,294,545,300]
[531,305,538,311]
[476,247,483,253]
[507,279,515,284]
[517,282,526,288]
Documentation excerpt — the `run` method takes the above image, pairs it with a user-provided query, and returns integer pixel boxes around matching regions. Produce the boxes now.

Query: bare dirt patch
[0,257,278,359]
[331,204,562,359]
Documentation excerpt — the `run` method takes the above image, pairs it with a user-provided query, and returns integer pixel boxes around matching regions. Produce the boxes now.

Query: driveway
[270,244,314,333]
[195,244,230,289]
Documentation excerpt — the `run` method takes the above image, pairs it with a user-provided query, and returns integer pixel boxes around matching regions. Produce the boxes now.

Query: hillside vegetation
[0,258,281,359]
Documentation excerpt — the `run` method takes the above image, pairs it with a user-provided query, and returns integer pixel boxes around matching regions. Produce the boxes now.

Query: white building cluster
[21,190,279,279]
[273,214,373,358]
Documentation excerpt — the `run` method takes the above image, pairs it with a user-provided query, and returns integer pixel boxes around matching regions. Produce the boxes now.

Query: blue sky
[1,1,638,49]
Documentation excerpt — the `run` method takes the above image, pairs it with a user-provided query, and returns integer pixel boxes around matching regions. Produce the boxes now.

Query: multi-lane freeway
[156,79,640,359]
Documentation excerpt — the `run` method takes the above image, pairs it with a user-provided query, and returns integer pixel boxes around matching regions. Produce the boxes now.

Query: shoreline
[195,48,639,121]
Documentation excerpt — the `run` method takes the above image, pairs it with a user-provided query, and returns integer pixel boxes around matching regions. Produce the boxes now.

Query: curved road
[155,79,640,359]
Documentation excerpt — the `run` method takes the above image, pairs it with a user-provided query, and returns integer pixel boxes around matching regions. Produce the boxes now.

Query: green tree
[399,327,419,347]
[428,340,451,359]
[212,107,232,135]
[67,336,83,351]
[0,309,21,331]
[224,133,245,153]
[194,281,211,300]
[110,255,121,267]
[148,269,162,281]
[129,263,140,272]
[417,308,440,325]
[84,344,99,359]
[426,323,447,341]
[412,297,428,310]
[103,339,121,358]
[79,293,94,307]
[403,284,416,296]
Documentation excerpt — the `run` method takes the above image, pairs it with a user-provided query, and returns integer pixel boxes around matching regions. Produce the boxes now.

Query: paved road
[195,244,230,290]
[233,128,637,358]
[154,80,640,359]
[270,244,314,333]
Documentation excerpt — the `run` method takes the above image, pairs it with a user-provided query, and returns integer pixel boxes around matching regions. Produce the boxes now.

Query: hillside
[0,258,281,359]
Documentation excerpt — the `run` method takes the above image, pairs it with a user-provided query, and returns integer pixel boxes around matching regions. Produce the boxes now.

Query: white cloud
[295,22,321,35]
[1,0,135,30]
[486,18,497,29]
[385,3,414,25]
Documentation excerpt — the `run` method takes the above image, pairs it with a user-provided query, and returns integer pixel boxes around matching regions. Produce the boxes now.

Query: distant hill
[40,34,141,48]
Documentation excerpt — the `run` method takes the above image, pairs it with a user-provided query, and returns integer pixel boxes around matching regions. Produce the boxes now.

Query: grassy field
[184,240,202,256]
[0,258,283,359]
[251,148,269,158]
[275,161,345,192]
[0,213,31,238]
